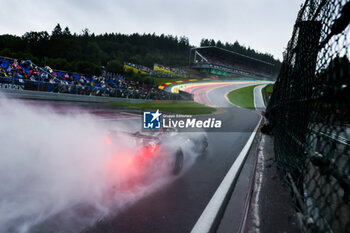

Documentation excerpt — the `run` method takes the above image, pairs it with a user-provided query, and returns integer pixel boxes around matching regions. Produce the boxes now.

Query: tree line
[0,24,280,76]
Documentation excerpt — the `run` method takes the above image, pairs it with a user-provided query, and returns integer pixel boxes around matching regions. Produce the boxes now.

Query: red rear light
[104,135,111,145]
[139,144,158,161]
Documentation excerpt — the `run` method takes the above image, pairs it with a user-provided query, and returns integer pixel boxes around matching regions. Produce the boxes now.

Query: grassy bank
[261,84,274,106]
[226,84,260,109]
[109,101,216,115]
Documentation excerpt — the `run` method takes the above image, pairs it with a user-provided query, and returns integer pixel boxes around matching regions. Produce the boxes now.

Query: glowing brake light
[105,135,111,145]
[139,144,158,161]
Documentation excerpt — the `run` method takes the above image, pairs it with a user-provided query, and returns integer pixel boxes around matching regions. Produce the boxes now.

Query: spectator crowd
[124,62,189,79]
[124,62,153,73]
[0,57,180,100]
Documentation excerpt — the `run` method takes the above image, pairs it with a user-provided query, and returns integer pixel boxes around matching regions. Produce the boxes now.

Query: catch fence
[266,0,350,232]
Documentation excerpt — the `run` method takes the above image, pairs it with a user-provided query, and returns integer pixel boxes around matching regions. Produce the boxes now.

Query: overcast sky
[0,0,304,60]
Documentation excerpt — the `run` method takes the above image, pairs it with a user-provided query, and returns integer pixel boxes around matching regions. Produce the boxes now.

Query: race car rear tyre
[172,149,184,175]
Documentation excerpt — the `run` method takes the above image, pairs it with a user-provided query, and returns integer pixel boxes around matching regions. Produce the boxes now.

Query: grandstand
[0,56,182,100]
[189,46,275,77]
[124,62,152,75]
[153,63,189,78]
[124,62,190,79]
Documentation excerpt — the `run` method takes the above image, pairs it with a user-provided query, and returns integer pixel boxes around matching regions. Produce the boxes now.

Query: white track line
[191,83,267,233]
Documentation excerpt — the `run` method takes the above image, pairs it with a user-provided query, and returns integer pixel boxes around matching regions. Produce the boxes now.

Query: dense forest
[0,24,280,75]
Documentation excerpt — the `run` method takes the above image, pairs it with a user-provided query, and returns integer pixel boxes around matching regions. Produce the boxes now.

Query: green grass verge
[264,84,274,93]
[261,84,274,106]
[227,84,260,109]
[109,101,216,115]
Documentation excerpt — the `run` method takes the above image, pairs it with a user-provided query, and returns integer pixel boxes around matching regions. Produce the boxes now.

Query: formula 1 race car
[105,129,208,176]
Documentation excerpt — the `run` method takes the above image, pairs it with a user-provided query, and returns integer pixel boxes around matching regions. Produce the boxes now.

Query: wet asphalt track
[18,81,264,233]
[83,82,262,233]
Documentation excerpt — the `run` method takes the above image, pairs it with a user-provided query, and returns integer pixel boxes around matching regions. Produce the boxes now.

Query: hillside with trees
[0,24,280,76]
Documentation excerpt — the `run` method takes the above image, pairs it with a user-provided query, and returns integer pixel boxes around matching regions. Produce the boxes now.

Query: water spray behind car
[0,96,208,233]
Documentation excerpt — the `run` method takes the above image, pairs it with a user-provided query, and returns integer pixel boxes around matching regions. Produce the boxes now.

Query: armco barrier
[178,90,194,100]
[0,88,153,103]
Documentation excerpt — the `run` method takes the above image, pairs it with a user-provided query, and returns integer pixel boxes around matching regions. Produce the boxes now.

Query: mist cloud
[0,97,202,232]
